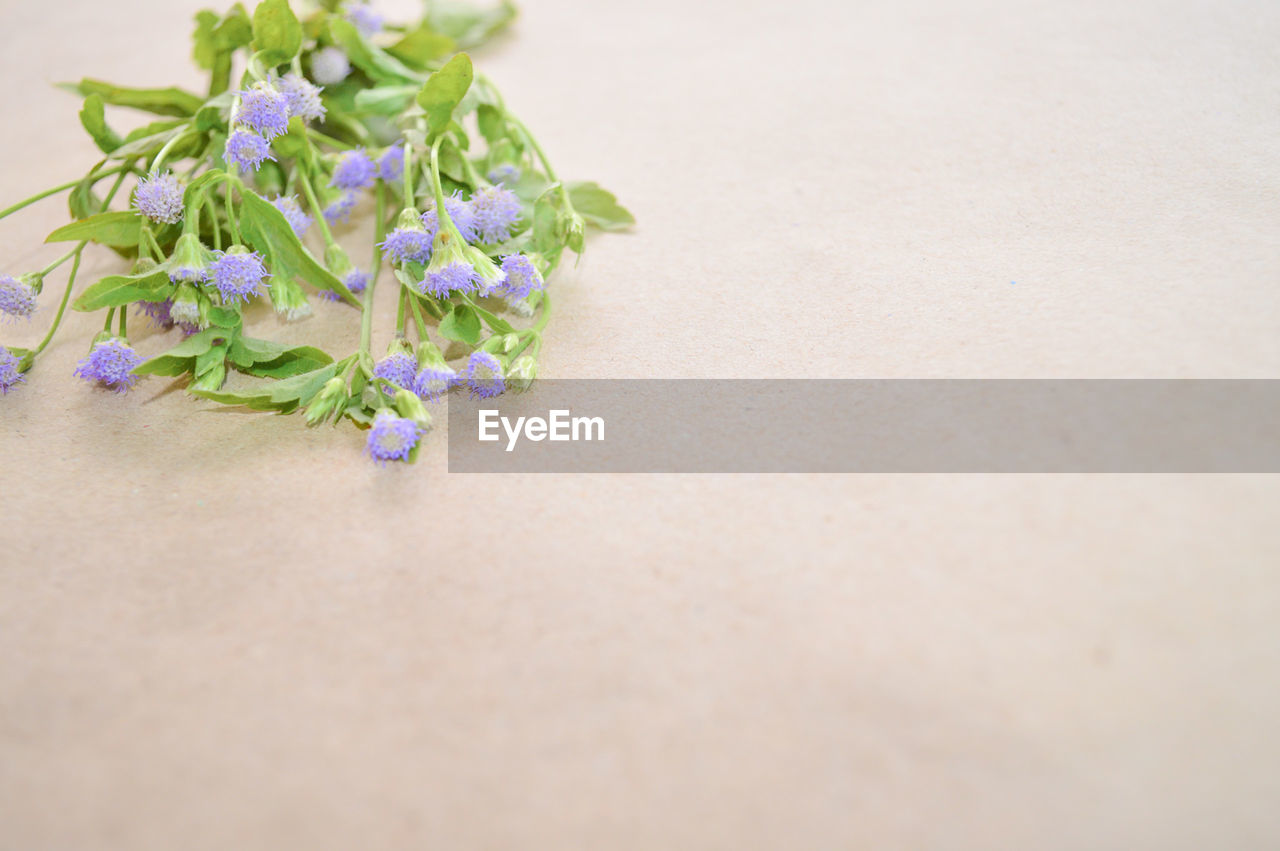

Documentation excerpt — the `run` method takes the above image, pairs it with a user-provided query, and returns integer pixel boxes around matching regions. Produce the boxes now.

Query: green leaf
[110,124,192,159]
[134,328,227,377]
[61,79,203,117]
[72,268,172,312]
[328,19,421,83]
[79,95,122,154]
[237,189,360,306]
[416,53,473,139]
[466,300,515,335]
[228,335,333,378]
[252,0,302,65]
[387,25,456,68]
[426,0,518,49]
[567,181,635,231]
[68,166,106,221]
[46,211,146,247]
[438,303,482,346]
[353,85,418,116]
[191,362,341,413]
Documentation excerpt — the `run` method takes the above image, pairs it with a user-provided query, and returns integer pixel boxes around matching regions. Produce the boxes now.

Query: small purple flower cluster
[208,249,270,304]
[0,275,37,320]
[0,345,24,393]
[367,409,422,463]
[271,195,311,237]
[73,338,144,393]
[133,171,185,224]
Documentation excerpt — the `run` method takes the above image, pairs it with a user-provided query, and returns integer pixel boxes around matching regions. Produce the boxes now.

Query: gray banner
[446,380,1280,473]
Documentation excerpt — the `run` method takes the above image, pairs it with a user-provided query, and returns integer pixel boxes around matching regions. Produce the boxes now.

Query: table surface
[1,0,1278,847]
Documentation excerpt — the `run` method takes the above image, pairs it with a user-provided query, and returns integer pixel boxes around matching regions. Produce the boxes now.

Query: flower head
[347,2,385,37]
[378,144,405,183]
[324,190,357,225]
[499,254,545,300]
[311,47,350,85]
[344,268,370,294]
[0,346,25,394]
[74,337,144,393]
[331,148,376,191]
[0,274,37,320]
[486,164,521,185]
[367,409,422,464]
[225,129,275,172]
[137,299,175,329]
[468,185,521,243]
[277,72,325,122]
[412,364,458,401]
[235,82,290,139]
[421,190,477,243]
[167,233,214,282]
[379,209,433,264]
[209,246,269,304]
[373,351,417,393]
[271,194,311,237]
[133,171,185,224]
[465,350,506,399]
[422,261,479,298]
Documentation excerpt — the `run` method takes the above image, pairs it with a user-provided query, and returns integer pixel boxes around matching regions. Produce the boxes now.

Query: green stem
[151,126,196,173]
[358,183,386,376]
[407,292,431,339]
[103,307,116,332]
[395,286,408,336]
[298,168,335,246]
[532,291,553,334]
[429,136,447,212]
[31,249,82,355]
[204,198,222,250]
[402,143,416,205]
[225,181,242,244]
[307,128,354,151]
[118,304,127,338]
[507,115,577,217]
[0,165,127,222]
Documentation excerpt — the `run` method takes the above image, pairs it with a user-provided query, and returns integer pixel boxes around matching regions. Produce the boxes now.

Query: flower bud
[269,276,311,321]
[393,388,432,430]
[167,232,214,282]
[507,355,537,392]
[304,376,348,426]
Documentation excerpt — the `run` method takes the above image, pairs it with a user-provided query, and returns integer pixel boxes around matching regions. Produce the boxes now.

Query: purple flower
[379,226,432,264]
[486,164,520,185]
[465,351,505,399]
[137,299,174,329]
[133,171,185,224]
[74,338,144,393]
[331,149,376,191]
[347,3,385,37]
[324,191,357,225]
[344,268,370,293]
[499,254,544,300]
[413,364,458,401]
[421,262,478,298]
[367,410,422,464]
[311,47,350,85]
[277,73,325,122]
[271,194,311,237]
[373,351,417,392]
[235,82,290,139]
[0,275,37,320]
[421,191,477,243]
[208,248,269,304]
[468,185,521,243]
[378,145,404,183]
[225,130,275,172]
[0,346,24,394]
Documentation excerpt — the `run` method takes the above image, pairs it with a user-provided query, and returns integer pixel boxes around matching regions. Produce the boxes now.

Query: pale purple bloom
[74,338,144,393]
[379,227,432,264]
[236,83,290,139]
[373,351,417,392]
[421,191,477,243]
[468,185,521,243]
[499,254,544,300]
[367,410,422,464]
[311,47,350,85]
[209,250,269,304]
[277,73,325,122]
[344,269,369,293]
[412,365,458,401]
[0,275,37,320]
[0,346,24,394]
[378,145,404,183]
[421,262,478,297]
[331,149,376,191]
[137,299,174,329]
[347,3,384,37]
[133,171,185,224]
[465,351,505,399]
[271,194,311,237]
[225,130,275,172]
[324,191,357,225]
[486,164,520,185]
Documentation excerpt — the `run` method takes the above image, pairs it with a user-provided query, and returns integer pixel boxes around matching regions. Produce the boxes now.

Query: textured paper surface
[1,0,1278,847]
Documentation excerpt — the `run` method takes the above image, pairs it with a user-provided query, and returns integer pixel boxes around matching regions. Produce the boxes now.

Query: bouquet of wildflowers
[0,0,632,463]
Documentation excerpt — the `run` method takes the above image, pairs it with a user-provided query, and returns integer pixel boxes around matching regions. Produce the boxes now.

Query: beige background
[2,0,1279,847]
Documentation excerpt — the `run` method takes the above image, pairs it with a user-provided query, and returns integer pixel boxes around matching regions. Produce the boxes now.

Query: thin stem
[298,167,334,246]
[0,165,127,222]
[358,183,386,374]
[205,199,222,250]
[151,126,196,174]
[407,293,431,339]
[307,128,354,151]
[532,291,553,334]
[32,249,82,355]
[402,143,415,205]
[225,181,242,244]
[429,136,447,213]
[118,304,127,338]
[395,286,408,336]
[508,114,577,218]
[103,307,116,332]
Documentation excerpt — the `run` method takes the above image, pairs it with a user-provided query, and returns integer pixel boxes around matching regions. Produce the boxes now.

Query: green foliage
[252,0,303,65]
[237,190,359,306]
[61,79,204,117]
[416,53,474,139]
